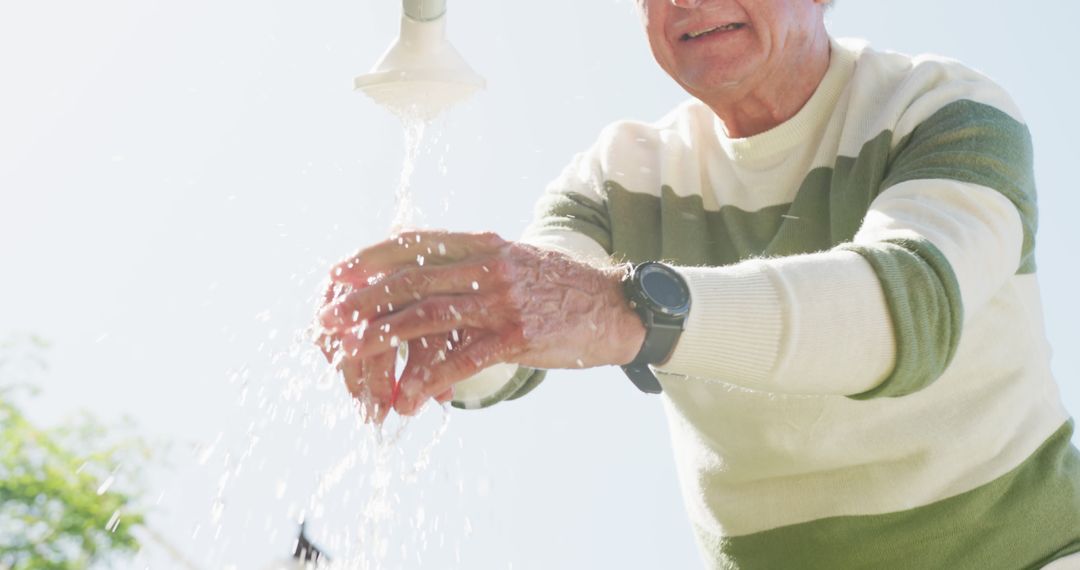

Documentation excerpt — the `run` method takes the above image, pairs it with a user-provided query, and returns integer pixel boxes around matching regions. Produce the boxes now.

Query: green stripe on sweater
[531,101,1034,272]
[530,190,613,254]
[695,421,1080,570]
[603,178,835,266]
[841,238,962,399]
[886,99,1038,274]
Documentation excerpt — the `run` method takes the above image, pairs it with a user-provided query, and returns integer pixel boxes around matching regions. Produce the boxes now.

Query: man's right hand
[315,230,646,419]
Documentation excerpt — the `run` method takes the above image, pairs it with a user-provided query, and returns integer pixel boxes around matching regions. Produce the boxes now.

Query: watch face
[638,264,690,315]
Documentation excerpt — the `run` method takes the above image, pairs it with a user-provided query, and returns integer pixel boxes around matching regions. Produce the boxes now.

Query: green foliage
[0,335,148,569]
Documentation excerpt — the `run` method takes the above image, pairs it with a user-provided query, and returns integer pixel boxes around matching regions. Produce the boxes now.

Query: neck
[708,28,831,139]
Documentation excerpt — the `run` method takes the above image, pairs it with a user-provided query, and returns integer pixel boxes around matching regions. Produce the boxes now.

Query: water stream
[319,102,456,569]
[188,98,471,569]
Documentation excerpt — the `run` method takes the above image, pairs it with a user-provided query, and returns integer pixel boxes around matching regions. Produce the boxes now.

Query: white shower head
[355,0,484,120]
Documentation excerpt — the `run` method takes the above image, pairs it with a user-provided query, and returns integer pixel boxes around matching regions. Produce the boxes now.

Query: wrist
[603,264,647,366]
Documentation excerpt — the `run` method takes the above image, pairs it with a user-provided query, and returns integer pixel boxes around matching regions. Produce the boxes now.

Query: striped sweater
[452,38,1080,568]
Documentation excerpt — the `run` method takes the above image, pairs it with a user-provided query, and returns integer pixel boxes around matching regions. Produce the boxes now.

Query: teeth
[685,23,743,40]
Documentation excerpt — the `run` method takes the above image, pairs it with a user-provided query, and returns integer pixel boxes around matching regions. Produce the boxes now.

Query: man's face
[638,0,825,101]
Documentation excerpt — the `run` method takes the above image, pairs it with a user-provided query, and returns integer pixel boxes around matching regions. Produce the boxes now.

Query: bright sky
[1,1,1077,568]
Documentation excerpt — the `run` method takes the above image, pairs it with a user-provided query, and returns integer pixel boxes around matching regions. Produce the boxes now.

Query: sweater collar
[713,37,862,163]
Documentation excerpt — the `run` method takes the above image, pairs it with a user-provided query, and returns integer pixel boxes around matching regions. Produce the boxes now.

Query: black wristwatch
[620,261,691,394]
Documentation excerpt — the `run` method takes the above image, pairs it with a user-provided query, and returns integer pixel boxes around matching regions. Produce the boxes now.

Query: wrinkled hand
[316,230,645,418]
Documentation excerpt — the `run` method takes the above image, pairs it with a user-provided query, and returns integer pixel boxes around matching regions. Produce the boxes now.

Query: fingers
[340,349,397,424]
[316,279,354,363]
[395,332,513,416]
[339,295,491,361]
[319,260,500,330]
[337,332,464,420]
[394,333,449,415]
[366,350,398,423]
[321,230,515,421]
[329,231,507,288]
[315,329,341,364]
[339,357,376,419]
[321,278,349,307]
[435,388,455,404]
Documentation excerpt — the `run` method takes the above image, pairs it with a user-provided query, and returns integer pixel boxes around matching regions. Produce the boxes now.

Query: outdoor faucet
[355,0,485,119]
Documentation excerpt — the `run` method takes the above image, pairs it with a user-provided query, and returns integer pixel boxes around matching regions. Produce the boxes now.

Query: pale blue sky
[1,1,1077,568]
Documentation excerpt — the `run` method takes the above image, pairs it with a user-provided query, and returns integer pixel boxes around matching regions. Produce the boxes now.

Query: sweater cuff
[657,251,896,396]
[658,262,783,386]
[451,364,540,410]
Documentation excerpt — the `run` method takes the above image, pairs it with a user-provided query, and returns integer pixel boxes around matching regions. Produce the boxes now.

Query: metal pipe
[402,0,446,22]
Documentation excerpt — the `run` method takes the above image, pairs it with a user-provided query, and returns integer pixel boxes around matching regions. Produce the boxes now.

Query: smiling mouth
[680,22,747,41]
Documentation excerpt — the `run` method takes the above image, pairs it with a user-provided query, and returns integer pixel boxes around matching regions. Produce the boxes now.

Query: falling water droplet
[106,510,121,532]
[97,475,116,496]
[211,499,225,523]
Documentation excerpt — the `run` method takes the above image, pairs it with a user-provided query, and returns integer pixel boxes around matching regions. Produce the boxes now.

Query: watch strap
[620,363,663,394]
[621,315,682,394]
[632,314,683,366]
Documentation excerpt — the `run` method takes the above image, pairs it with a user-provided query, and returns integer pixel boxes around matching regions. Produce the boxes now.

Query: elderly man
[319,0,1080,567]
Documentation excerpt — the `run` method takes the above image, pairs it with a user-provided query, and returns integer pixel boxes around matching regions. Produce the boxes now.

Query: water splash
[173,102,479,568]
[185,324,470,569]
